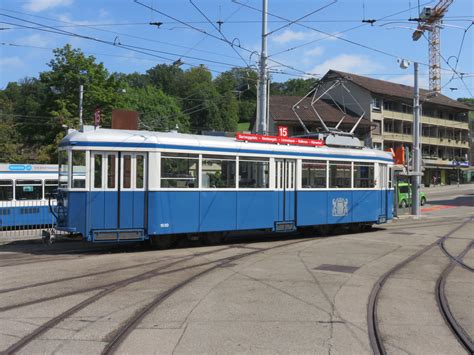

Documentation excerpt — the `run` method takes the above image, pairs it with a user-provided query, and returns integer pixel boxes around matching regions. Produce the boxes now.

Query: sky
[0,0,473,99]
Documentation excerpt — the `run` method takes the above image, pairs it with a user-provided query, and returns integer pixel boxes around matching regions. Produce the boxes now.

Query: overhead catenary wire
[188,0,249,67]
[133,0,321,77]
[0,15,248,69]
[232,0,470,80]
[420,32,473,97]
[0,7,246,62]
[267,0,435,58]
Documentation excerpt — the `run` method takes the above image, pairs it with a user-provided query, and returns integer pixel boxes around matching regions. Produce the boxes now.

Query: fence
[0,200,68,239]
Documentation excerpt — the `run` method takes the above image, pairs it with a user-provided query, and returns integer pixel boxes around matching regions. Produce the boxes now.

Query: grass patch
[237,122,250,131]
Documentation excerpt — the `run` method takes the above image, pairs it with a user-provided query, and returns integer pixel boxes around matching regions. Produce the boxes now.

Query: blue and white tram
[53,128,394,247]
[0,164,59,228]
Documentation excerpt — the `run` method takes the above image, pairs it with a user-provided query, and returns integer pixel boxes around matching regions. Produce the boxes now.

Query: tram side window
[353,163,375,188]
[94,155,103,188]
[15,180,42,200]
[136,155,144,188]
[202,155,236,188]
[239,157,269,188]
[44,180,58,198]
[123,155,132,189]
[329,161,352,188]
[0,180,13,201]
[58,150,68,188]
[72,150,86,189]
[107,155,116,189]
[302,161,327,188]
[161,153,198,188]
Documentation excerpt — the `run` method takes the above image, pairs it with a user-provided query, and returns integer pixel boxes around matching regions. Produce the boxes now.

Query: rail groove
[3,238,312,354]
[436,240,474,353]
[367,220,470,355]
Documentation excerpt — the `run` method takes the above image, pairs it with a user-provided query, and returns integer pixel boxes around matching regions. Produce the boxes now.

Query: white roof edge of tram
[61,127,393,162]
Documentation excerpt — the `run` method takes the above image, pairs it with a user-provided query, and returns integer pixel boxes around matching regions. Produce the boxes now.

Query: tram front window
[58,150,69,189]
[72,151,86,189]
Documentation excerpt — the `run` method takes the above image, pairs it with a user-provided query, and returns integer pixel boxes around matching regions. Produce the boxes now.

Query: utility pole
[79,84,84,130]
[412,62,421,217]
[257,0,268,135]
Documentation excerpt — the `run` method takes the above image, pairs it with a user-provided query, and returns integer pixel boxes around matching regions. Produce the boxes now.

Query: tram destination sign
[236,133,325,147]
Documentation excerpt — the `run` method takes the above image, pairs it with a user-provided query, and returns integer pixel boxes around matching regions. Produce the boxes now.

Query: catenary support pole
[412,62,421,217]
[257,0,268,135]
[79,84,84,130]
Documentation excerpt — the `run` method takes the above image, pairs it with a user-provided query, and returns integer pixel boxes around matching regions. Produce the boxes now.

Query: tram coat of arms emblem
[332,198,348,217]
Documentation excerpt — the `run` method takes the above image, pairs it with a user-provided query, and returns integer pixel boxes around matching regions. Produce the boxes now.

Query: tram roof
[60,128,393,162]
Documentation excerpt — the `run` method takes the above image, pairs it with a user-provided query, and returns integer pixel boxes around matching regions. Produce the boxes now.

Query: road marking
[421,205,457,213]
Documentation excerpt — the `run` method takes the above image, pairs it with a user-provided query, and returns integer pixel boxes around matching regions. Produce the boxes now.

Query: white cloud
[304,46,324,57]
[18,34,51,47]
[0,56,24,68]
[23,0,73,12]
[57,14,95,26]
[271,29,338,45]
[307,54,384,76]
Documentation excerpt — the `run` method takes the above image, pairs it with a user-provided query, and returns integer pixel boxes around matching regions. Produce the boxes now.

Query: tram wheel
[317,225,333,236]
[349,224,363,234]
[201,232,224,246]
[150,235,176,250]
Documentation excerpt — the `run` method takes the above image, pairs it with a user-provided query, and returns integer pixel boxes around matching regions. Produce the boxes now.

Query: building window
[383,100,394,111]
[302,161,327,188]
[384,120,394,133]
[372,97,381,111]
[403,123,412,135]
[402,104,411,113]
[373,120,381,135]
[202,155,236,188]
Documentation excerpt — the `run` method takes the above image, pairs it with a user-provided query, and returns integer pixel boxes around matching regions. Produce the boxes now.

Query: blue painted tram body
[54,128,394,244]
[0,164,59,228]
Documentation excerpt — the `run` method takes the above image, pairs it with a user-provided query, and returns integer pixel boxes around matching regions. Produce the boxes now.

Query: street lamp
[398,59,422,217]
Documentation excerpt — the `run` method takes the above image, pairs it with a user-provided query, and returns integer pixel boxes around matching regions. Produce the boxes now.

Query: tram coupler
[42,230,55,245]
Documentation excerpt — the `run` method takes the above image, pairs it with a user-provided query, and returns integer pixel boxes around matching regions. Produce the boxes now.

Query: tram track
[436,240,474,354]
[0,246,236,313]
[367,218,472,355]
[0,248,228,295]
[2,238,313,354]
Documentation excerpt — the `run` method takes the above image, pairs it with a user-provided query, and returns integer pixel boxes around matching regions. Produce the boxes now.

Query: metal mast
[412,0,453,93]
[412,62,421,217]
[257,0,268,134]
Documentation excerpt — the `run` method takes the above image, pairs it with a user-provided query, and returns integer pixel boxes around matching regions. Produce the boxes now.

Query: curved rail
[439,237,474,272]
[436,240,474,353]
[367,220,470,355]
[3,238,313,354]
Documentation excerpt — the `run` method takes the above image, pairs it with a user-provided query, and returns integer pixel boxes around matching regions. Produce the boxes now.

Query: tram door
[275,159,296,229]
[379,163,388,218]
[119,152,147,230]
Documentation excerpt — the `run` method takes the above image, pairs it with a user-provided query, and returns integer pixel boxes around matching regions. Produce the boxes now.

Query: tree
[146,64,184,96]
[270,78,319,96]
[121,85,189,132]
